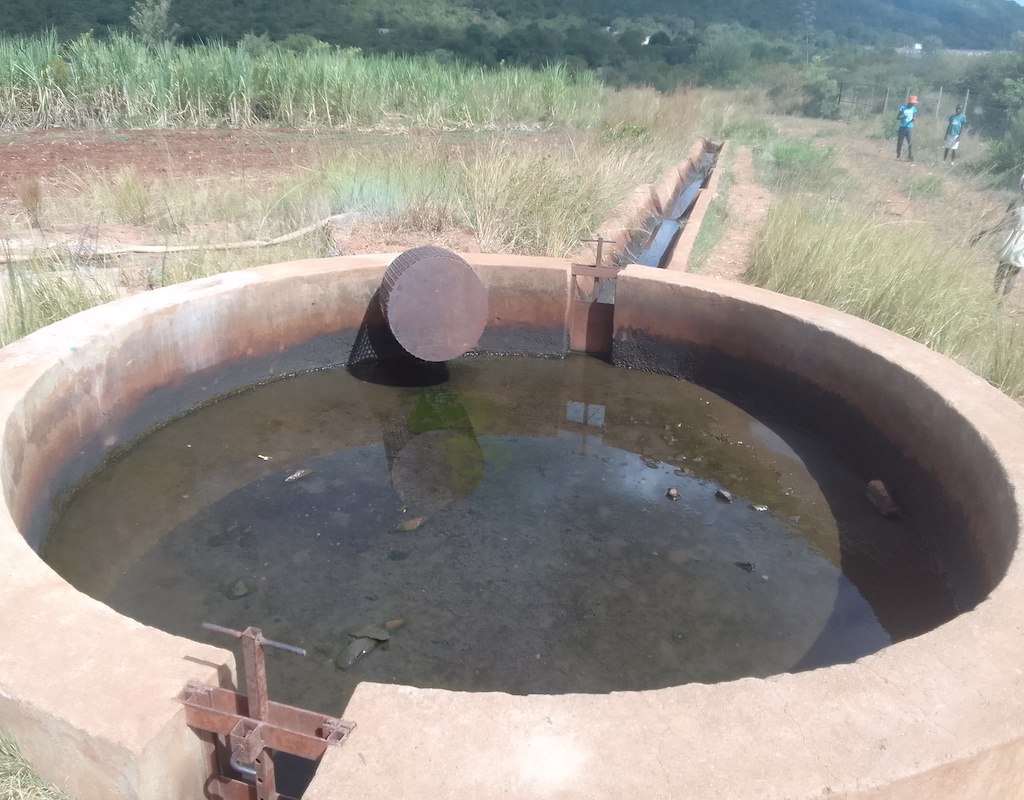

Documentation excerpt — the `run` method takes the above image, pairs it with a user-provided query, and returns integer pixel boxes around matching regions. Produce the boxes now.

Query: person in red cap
[896,95,918,161]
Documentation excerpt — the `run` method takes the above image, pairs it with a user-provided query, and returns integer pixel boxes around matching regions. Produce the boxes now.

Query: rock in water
[336,637,378,670]
[866,480,898,517]
[285,468,313,482]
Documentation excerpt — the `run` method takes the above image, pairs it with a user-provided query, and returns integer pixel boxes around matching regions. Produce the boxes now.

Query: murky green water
[44,355,954,715]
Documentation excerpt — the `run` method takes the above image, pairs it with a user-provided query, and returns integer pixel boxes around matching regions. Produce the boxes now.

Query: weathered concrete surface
[0,254,570,799]
[306,269,1024,800]
[2,257,1024,800]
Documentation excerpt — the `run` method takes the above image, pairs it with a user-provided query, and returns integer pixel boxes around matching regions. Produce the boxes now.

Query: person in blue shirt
[895,95,918,162]
[943,105,967,164]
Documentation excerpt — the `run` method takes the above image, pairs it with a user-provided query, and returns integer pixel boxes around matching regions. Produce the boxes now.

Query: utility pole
[798,0,816,63]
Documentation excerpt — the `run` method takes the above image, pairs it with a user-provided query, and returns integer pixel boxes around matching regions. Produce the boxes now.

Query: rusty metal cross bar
[572,237,621,280]
[177,623,355,800]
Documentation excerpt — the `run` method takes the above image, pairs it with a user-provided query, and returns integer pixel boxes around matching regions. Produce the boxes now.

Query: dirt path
[700,145,770,282]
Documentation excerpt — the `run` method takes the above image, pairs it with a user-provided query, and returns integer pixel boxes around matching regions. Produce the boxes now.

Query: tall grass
[458,135,674,257]
[1,253,117,346]
[0,32,603,130]
[748,200,1024,397]
[0,85,707,341]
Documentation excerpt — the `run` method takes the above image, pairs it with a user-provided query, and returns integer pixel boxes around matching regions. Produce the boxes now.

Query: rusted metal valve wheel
[379,246,489,362]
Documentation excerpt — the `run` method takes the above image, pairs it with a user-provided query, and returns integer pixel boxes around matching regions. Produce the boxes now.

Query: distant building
[895,44,991,56]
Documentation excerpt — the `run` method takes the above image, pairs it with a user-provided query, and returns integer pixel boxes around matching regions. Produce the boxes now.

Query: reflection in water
[44,355,954,714]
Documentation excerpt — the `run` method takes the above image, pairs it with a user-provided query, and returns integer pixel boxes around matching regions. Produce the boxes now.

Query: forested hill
[3,0,1024,52]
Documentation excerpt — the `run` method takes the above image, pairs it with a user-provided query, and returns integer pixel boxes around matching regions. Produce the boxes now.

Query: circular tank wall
[1,256,1024,800]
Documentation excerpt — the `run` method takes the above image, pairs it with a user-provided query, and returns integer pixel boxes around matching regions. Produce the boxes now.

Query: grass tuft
[2,251,117,346]
[906,175,943,198]
[0,730,68,800]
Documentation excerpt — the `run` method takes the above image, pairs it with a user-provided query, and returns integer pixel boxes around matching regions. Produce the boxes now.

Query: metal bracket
[177,623,355,800]
[572,236,620,278]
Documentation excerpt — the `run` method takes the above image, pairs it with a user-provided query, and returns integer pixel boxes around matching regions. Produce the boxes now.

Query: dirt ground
[0,119,1015,293]
[0,127,485,258]
[0,128,335,209]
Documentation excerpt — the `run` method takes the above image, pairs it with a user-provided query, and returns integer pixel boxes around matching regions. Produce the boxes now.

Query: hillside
[3,0,1024,51]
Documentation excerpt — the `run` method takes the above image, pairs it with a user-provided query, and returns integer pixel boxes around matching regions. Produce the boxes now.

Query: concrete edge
[0,257,1022,799]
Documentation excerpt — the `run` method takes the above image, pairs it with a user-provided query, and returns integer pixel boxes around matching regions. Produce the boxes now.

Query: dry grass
[15,179,43,230]
[0,86,714,343]
[748,198,1024,397]
[0,730,67,800]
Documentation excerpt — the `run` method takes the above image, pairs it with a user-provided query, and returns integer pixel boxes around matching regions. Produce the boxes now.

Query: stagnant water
[45,354,955,716]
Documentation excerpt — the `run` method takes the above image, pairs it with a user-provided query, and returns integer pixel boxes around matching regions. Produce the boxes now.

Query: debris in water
[227,579,250,599]
[642,457,659,469]
[734,561,756,573]
[336,637,377,670]
[285,468,313,482]
[666,487,680,500]
[715,488,733,503]
[349,624,391,642]
[257,454,272,461]
[384,618,406,632]
[750,503,769,512]
[394,516,426,532]
[865,480,899,517]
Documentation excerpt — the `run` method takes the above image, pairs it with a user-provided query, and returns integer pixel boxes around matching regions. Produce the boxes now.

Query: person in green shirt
[943,105,967,164]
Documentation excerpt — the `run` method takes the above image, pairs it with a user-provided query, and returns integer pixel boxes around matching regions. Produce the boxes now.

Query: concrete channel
[2,141,1024,799]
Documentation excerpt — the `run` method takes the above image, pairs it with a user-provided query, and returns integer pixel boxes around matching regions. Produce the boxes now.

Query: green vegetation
[687,167,730,274]
[0,82,708,344]
[0,33,602,130]
[5,0,1024,58]
[758,138,843,193]
[2,0,1024,97]
[906,175,944,198]
[2,257,117,345]
[0,730,67,800]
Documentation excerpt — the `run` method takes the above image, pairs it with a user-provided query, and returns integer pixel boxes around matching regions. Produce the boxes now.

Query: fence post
[882,88,889,115]
[936,86,942,119]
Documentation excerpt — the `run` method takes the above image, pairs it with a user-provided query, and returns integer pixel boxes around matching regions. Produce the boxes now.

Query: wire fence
[836,83,890,119]
[836,83,1013,138]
